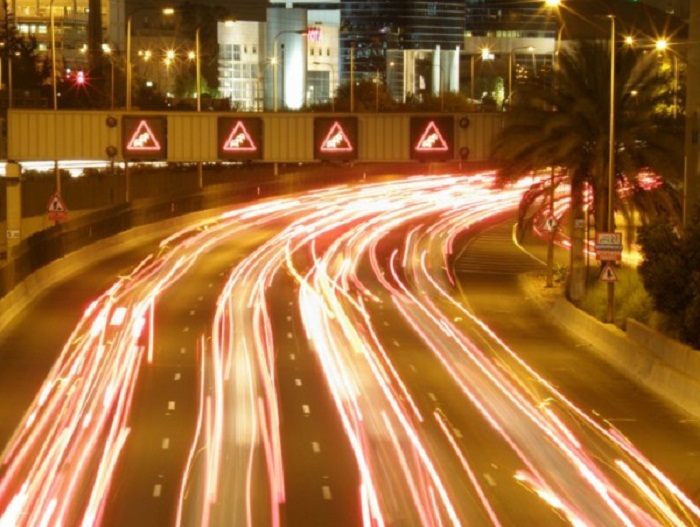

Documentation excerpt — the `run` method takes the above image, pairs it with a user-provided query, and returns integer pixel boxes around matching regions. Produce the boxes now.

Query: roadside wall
[551,298,700,419]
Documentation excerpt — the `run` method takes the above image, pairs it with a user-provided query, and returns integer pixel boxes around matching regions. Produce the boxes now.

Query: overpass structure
[6,110,503,164]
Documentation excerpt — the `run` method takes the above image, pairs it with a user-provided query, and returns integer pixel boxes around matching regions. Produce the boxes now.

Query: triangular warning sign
[543,216,558,232]
[126,120,162,151]
[599,263,617,282]
[223,121,257,152]
[47,192,67,213]
[415,121,449,152]
[320,122,353,152]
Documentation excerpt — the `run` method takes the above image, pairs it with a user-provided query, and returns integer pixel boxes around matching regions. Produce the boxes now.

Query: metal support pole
[50,0,57,111]
[126,16,132,110]
[196,27,201,112]
[606,15,617,324]
[350,44,355,112]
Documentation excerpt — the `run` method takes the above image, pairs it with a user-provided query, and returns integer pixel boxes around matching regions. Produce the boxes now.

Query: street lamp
[50,0,57,111]
[312,61,335,111]
[273,29,308,112]
[126,7,174,110]
[102,44,115,109]
[508,46,534,105]
[605,13,616,323]
[655,38,680,119]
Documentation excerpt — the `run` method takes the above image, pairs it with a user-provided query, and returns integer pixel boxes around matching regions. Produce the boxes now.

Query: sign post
[595,232,623,322]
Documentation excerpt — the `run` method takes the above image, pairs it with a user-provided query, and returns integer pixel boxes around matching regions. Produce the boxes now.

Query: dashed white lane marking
[287,316,293,322]
[392,340,400,347]
[295,378,302,387]
[162,438,170,450]
[180,347,186,354]
[153,484,162,497]
[322,486,332,500]
[290,353,296,361]
[168,401,176,411]
[427,393,437,402]
[208,283,213,288]
[288,301,293,306]
[312,441,321,453]
[409,364,417,373]
[183,327,189,333]
[454,429,463,439]
[287,332,293,339]
[174,373,181,381]
[190,310,195,316]
[302,405,310,416]
[383,321,389,327]
[484,473,496,486]
[198,296,204,302]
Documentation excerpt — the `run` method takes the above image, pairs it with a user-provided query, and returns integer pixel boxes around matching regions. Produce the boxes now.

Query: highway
[0,173,699,526]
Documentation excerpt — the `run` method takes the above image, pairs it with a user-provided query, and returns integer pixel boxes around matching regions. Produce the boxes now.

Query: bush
[637,206,700,349]
[578,265,653,329]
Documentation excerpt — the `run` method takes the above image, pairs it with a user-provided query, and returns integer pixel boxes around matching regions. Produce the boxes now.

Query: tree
[637,206,700,348]
[490,40,683,300]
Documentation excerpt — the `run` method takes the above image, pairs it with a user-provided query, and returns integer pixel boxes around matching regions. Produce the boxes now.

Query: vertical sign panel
[410,116,454,162]
[122,116,167,161]
[314,117,358,162]
[217,117,263,161]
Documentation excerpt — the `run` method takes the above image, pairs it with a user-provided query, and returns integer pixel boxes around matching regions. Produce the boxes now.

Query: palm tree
[491,40,683,300]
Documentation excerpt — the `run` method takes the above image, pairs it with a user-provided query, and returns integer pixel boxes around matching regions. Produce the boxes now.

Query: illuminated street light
[508,45,534,104]
[273,29,308,112]
[102,43,115,109]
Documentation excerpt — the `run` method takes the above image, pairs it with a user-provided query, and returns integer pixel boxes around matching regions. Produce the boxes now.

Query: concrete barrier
[0,207,219,335]
[551,297,700,418]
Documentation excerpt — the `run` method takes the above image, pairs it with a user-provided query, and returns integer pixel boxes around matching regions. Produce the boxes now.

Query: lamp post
[606,13,616,323]
[195,27,201,112]
[127,7,174,110]
[50,0,57,111]
[126,14,133,110]
[655,38,680,119]
[312,61,335,111]
[102,43,115,109]
[50,0,60,197]
[508,46,534,106]
[273,29,307,112]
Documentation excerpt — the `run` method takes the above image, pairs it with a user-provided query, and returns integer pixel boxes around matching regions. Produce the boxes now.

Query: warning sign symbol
[415,121,449,152]
[599,262,618,282]
[47,192,68,222]
[126,120,162,151]
[223,121,257,152]
[320,122,353,152]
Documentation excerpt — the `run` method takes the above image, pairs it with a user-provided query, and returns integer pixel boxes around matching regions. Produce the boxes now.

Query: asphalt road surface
[0,175,698,526]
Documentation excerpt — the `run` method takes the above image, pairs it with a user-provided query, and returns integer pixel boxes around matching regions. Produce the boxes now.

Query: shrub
[637,206,700,349]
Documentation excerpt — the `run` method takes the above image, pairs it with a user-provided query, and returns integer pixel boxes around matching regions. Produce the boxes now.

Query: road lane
[1,174,699,526]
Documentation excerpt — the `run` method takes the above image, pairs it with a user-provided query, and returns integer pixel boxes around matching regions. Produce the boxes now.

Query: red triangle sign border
[223,121,258,152]
[127,120,162,151]
[320,121,354,153]
[415,121,449,152]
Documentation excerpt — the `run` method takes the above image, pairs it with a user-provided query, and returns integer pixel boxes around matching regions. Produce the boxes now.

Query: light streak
[1,174,696,527]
